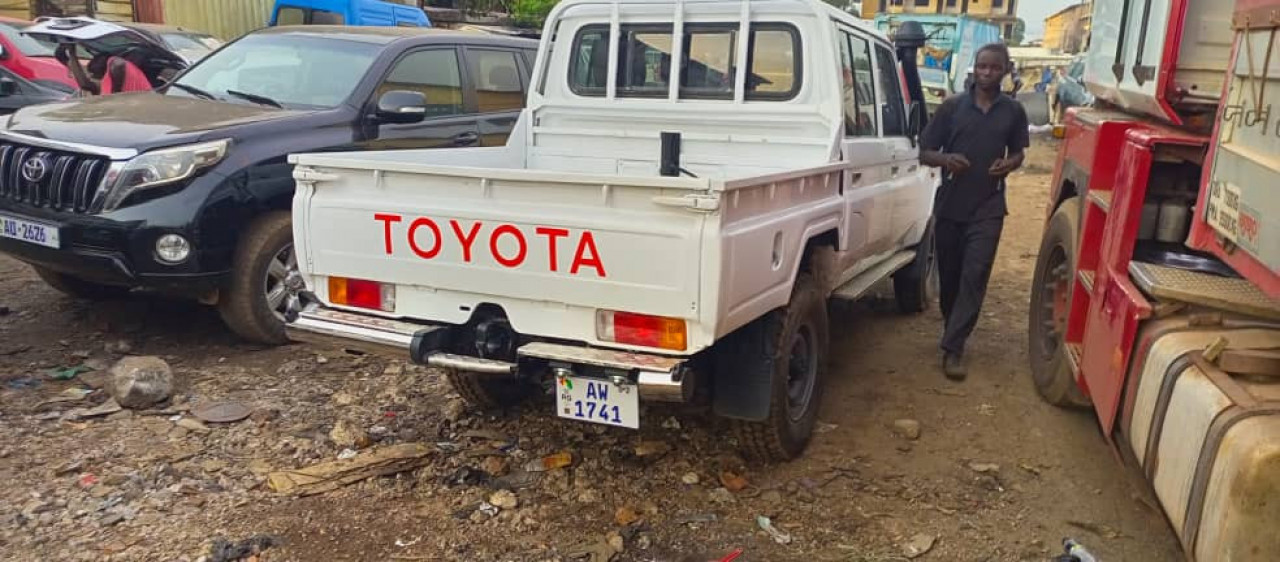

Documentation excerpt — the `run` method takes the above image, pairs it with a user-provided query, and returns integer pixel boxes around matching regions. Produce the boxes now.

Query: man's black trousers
[936,216,1004,355]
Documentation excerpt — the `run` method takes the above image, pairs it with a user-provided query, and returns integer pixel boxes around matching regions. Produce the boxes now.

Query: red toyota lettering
[571,232,606,277]
[374,213,402,255]
[535,227,570,272]
[490,224,528,268]
[450,220,483,262]
[408,217,442,259]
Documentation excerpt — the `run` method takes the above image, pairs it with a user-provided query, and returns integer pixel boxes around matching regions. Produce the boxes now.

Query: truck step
[831,250,916,301]
[1129,262,1280,321]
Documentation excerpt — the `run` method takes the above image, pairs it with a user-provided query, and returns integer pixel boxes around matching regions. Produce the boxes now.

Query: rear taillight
[596,310,687,351]
[328,276,395,312]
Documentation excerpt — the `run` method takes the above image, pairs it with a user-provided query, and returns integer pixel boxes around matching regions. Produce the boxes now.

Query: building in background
[0,0,134,22]
[1043,1,1091,54]
[860,0,1020,40]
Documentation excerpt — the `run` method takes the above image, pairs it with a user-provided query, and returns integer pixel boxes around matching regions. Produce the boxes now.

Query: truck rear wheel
[893,219,938,314]
[445,369,533,410]
[726,273,829,462]
[218,212,294,345]
[34,266,130,300]
[1028,197,1091,408]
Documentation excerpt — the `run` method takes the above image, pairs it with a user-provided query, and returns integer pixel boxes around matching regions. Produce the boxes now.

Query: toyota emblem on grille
[21,157,48,183]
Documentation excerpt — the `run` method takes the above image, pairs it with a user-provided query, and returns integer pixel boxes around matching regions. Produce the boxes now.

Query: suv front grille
[0,142,110,213]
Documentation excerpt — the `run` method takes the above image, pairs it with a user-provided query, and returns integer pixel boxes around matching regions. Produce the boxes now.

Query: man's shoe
[943,353,967,381]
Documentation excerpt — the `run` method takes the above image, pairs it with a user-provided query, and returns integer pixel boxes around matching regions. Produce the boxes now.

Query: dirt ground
[0,137,1184,562]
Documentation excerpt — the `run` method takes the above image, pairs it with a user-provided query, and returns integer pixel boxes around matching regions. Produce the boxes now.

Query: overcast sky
[1020,0,1083,39]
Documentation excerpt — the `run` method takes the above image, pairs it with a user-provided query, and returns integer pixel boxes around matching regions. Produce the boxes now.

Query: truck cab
[270,0,431,28]
[285,0,937,462]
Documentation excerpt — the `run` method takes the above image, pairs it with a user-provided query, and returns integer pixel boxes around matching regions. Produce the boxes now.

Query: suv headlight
[101,140,229,211]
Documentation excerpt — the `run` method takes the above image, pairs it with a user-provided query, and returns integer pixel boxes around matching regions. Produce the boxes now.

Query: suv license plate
[0,213,59,249]
[556,374,639,429]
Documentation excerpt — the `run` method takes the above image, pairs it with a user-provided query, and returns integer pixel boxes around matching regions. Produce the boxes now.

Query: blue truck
[270,0,431,27]
[873,13,1001,111]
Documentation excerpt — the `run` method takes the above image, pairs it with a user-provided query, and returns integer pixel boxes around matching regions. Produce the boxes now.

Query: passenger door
[361,47,481,150]
[462,46,529,147]
[872,42,930,253]
[836,28,898,272]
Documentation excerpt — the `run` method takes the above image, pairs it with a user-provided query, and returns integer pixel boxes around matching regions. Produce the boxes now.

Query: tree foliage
[1007,18,1026,46]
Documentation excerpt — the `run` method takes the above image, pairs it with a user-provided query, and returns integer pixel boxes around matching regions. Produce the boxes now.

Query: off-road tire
[893,219,938,314]
[726,273,829,462]
[218,212,293,345]
[1028,197,1091,408]
[34,266,130,300]
[445,369,534,410]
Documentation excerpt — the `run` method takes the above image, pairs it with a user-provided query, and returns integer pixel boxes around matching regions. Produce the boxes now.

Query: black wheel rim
[264,243,298,322]
[1034,243,1070,370]
[786,324,818,423]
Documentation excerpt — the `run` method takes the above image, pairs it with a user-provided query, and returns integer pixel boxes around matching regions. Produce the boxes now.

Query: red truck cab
[0,16,75,91]
[1029,0,1280,559]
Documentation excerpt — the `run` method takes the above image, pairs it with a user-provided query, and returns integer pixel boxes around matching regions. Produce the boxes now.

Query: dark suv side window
[468,49,525,113]
[874,45,907,137]
[379,49,466,118]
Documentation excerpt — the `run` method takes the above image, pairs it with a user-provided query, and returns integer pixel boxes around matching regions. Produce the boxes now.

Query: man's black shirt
[921,91,1030,222]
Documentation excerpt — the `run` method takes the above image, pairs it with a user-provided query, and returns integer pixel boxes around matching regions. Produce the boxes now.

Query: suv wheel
[34,266,130,300]
[893,219,938,314]
[219,212,296,345]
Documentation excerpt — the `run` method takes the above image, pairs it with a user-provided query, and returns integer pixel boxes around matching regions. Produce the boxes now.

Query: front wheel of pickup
[445,369,533,410]
[219,212,295,345]
[34,266,130,300]
[725,273,829,462]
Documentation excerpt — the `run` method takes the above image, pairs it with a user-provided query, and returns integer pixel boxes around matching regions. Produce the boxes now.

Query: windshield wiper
[169,82,217,101]
[226,89,283,109]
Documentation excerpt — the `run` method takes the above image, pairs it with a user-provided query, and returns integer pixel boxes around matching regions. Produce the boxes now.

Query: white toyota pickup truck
[285,0,939,461]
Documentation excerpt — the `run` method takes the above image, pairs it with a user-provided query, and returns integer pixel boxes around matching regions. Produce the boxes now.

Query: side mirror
[375,90,427,124]
[0,77,18,97]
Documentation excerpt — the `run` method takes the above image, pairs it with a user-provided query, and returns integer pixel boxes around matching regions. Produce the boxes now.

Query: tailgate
[291,156,710,349]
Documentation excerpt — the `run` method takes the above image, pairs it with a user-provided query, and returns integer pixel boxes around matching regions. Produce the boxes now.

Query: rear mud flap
[711,312,781,422]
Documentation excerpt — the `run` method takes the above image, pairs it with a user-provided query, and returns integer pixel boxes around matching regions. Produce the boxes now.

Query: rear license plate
[556,374,639,429]
[0,213,59,249]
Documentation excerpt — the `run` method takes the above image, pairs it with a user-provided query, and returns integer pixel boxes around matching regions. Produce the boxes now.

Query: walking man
[919,43,1029,380]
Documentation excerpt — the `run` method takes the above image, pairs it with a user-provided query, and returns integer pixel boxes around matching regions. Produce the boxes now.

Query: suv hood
[3,93,305,151]
[23,17,186,69]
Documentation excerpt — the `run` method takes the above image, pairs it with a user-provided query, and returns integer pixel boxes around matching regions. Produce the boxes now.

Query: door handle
[453,132,480,145]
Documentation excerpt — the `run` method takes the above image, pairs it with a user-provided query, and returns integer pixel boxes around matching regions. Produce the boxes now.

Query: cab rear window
[568,23,800,101]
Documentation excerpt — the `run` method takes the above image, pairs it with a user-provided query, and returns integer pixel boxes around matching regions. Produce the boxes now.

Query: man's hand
[941,153,971,175]
[989,153,1024,177]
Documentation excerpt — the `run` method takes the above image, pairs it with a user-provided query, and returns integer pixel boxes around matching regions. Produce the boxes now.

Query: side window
[746,26,799,98]
[617,27,673,97]
[469,49,525,113]
[874,45,906,136]
[680,27,735,98]
[379,49,465,118]
[311,10,345,25]
[569,26,609,94]
[276,7,306,25]
[846,32,877,137]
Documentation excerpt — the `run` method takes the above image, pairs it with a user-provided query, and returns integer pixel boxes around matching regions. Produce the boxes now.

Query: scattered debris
[719,471,749,492]
[489,489,519,510]
[63,398,123,421]
[566,535,618,562]
[615,505,641,526]
[607,531,625,553]
[329,419,372,449]
[718,549,745,562]
[104,340,133,355]
[108,356,173,409]
[681,472,701,485]
[756,516,793,545]
[191,401,253,424]
[480,455,510,477]
[894,419,922,440]
[903,533,937,559]
[208,535,279,562]
[969,462,1001,474]
[816,422,839,434]
[661,417,682,430]
[977,404,996,416]
[176,417,210,433]
[491,469,541,490]
[444,466,490,488]
[523,451,573,472]
[633,440,671,458]
[34,388,93,410]
[47,365,92,381]
[675,513,718,525]
[337,448,358,460]
[267,443,433,496]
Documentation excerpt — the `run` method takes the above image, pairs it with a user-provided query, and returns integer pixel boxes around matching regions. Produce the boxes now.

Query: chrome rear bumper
[286,303,692,402]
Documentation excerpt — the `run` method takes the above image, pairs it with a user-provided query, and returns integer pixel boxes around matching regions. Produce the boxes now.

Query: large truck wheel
[726,273,829,462]
[893,219,938,314]
[219,212,294,345]
[1028,197,1091,408]
[445,369,533,410]
[34,266,130,300]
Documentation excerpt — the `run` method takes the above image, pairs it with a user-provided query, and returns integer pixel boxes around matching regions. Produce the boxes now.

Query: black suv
[0,26,537,343]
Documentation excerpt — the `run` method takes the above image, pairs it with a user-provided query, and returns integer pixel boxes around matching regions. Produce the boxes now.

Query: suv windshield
[168,33,380,109]
[0,22,56,57]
